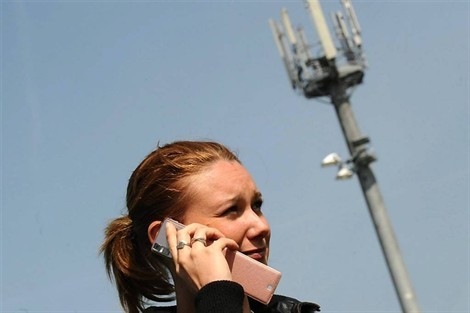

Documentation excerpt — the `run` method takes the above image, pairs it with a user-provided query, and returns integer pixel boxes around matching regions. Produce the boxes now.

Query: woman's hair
[100,141,240,313]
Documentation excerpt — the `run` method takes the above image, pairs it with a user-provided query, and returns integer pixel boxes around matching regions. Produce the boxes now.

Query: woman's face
[181,160,271,264]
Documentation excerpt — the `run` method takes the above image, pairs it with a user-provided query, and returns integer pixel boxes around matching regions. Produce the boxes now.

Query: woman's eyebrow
[219,191,262,205]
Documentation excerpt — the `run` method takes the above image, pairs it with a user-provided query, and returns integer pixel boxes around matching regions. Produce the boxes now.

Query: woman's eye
[222,205,239,216]
[252,199,263,213]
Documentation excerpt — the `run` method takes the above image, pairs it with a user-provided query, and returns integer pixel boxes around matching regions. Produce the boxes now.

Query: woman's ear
[148,220,162,244]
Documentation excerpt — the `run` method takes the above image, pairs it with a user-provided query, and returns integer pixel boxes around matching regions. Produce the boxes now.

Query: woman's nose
[247,211,270,239]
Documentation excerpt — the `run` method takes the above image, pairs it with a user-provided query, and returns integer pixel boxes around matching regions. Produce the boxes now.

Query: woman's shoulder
[269,295,321,313]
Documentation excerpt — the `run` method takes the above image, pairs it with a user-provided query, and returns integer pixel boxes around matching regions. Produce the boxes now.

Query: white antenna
[268,19,298,88]
[332,11,356,61]
[342,0,362,47]
[296,26,317,80]
[280,9,314,83]
[342,0,361,32]
[305,0,337,60]
[296,26,313,60]
[337,12,350,39]
[281,8,298,45]
[337,12,351,45]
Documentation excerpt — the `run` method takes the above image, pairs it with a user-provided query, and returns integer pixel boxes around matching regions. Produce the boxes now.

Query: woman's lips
[242,248,266,260]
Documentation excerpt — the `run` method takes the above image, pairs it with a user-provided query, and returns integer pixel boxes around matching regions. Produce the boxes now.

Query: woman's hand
[166,222,239,292]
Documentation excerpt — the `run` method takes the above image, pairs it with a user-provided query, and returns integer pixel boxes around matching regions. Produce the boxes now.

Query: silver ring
[191,237,207,246]
[176,240,190,250]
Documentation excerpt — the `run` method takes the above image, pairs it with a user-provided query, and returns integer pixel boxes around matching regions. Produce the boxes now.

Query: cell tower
[269,1,421,312]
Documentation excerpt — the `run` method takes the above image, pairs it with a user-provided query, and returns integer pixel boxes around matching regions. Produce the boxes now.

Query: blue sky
[2,1,469,312]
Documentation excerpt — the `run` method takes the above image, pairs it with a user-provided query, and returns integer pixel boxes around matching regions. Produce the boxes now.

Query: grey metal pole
[269,3,422,310]
[330,82,421,313]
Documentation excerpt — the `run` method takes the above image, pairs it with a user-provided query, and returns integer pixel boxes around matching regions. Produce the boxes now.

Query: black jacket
[144,281,320,313]
[250,295,320,313]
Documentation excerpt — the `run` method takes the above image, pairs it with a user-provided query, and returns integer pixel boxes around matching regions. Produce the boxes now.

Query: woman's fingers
[184,223,226,241]
[167,222,239,255]
[165,222,239,290]
[165,222,178,260]
[210,237,239,251]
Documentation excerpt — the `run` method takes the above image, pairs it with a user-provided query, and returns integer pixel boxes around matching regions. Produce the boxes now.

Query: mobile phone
[151,218,282,304]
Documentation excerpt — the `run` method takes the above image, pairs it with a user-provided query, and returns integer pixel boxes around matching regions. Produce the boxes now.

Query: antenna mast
[269,1,421,312]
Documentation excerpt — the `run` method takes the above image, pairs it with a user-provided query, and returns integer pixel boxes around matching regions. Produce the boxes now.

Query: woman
[101,141,320,313]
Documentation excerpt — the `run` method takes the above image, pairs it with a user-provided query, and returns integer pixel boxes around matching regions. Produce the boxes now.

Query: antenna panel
[281,9,297,45]
[342,0,361,33]
[297,26,313,59]
[342,0,362,47]
[337,12,350,40]
[305,0,337,60]
[269,19,298,88]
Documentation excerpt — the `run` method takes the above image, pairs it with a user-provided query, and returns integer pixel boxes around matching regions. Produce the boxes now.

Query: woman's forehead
[188,160,258,199]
